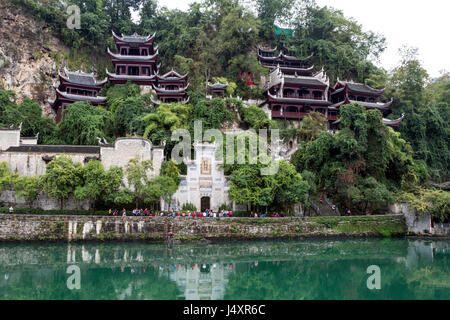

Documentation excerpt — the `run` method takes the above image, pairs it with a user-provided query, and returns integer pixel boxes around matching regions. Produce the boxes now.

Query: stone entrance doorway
[201,197,210,212]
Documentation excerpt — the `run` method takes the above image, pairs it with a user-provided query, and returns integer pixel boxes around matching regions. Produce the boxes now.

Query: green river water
[0,238,449,300]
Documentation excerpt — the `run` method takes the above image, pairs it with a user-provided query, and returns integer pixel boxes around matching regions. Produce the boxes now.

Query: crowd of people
[108,208,234,218]
[249,212,284,218]
[107,208,287,218]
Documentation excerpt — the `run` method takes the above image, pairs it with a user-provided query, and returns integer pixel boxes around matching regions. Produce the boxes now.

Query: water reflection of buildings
[165,263,234,300]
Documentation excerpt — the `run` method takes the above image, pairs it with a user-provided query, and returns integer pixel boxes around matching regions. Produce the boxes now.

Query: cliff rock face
[0,3,68,117]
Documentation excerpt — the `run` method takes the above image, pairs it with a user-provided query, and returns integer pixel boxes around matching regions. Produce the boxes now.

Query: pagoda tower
[48,68,107,122]
[106,31,159,85]
[257,46,313,76]
[329,80,403,128]
[265,66,333,122]
[152,69,189,104]
[257,46,404,129]
[207,82,228,98]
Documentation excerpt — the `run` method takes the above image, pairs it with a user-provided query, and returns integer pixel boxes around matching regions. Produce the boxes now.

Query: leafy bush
[182,203,197,212]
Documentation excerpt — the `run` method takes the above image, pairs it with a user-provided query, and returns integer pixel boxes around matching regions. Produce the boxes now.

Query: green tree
[41,155,83,210]
[143,175,178,209]
[161,159,181,185]
[74,160,123,212]
[272,160,310,213]
[293,103,422,214]
[241,105,271,130]
[298,111,328,143]
[0,162,16,192]
[386,48,449,180]
[125,157,153,208]
[142,102,192,157]
[56,101,112,145]
[13,176,42,207]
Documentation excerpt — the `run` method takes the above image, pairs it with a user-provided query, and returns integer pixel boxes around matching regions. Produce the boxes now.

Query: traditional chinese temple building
[264,66,336,123]
[258,46,404,129]
[329,80,403,128]
[207,82,228,98]
[106,31,159,85]
[152,69,189,104]
[257,46,313,76]
[48,68,107,122]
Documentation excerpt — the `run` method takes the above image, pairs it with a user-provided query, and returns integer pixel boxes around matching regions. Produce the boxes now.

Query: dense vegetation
[0,0,448,218]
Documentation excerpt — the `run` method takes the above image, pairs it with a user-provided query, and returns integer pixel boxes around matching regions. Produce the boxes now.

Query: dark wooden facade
[153,70,189,103]
[207,82,228,98]
[258,46,404,128]
[48,68,107,122]
[107,31,159,85]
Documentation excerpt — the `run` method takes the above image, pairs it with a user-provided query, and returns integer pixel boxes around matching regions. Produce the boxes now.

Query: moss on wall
[0,214,407,242]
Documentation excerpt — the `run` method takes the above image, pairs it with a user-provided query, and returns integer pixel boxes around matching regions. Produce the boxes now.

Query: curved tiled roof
[332,113,404,127]
[267,93,331,105]
[107,47,159,61]
[112,30,155,43]
[55,89,106,103]
[157,69,187,79]
[152,83,189,93]
[329,99,393,110]
[106,69,156,81]
[208,82,228,89]
[335,81,385,95]
[6,145,100,154]
[59,68,107,86]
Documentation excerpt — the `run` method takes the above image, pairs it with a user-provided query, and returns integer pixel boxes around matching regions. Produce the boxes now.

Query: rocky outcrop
[0,2,67,117]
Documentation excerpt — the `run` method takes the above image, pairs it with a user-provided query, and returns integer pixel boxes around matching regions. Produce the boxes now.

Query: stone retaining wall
[0,214,407,242]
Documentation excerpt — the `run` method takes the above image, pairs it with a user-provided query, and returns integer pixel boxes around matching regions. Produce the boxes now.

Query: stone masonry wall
[0,214,406,242]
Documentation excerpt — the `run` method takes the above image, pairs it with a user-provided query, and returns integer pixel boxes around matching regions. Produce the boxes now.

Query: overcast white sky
[153,0,449,78]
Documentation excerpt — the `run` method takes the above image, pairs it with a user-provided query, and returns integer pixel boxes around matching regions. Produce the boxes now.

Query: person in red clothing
[144,208,148,215]
[177,212,181,217]
[197,212,202,218]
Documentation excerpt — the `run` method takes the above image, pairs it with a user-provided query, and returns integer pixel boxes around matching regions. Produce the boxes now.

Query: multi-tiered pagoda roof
[258,45,404,129]
[207,82,228,98]
[257,46,313,76]
[152,69,189,104]
[48,68,107,122]
[106,31,159,85]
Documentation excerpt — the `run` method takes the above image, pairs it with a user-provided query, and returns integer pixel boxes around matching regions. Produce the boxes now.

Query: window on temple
[300,106,311,113]
[117,66,126,74]
[349,95,356,100]
[121,48,127,55]
[369,97,375,102]
[287,106,298,113]
[167,85,179,90]
[201,159,211,175]
[129,48,140,55]
[273,105,281,112]
[141,49,148,56]
[299,89,309,98]
[142,67,150,75]
[128,66,139,76]
[313,91,323,99]
[357,96,366,102]
[283,88,295,97]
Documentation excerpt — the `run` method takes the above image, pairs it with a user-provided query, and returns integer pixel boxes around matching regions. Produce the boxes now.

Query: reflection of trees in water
[224,241,450,300]
[0,239,449,299]
[0,265,180,300]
